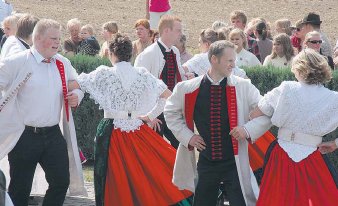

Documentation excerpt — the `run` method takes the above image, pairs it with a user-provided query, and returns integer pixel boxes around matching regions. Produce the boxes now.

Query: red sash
[56,59,69,122]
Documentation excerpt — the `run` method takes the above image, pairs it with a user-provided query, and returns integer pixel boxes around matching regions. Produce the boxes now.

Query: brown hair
[291,49,332,84]
[158,15,181,34]
[200,28,218,44]
[109,33,133,62]
[274,19,292,36]
[16,14,39,39]
[102,21,118,34]
[229,10,247,25]
[81,24,94,35]
[271,33,294,61]
[134,19,150,30]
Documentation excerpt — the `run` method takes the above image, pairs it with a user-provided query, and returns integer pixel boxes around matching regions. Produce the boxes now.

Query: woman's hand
[318,141,338,154]
[139,116,162,132]
[249,106,264,120]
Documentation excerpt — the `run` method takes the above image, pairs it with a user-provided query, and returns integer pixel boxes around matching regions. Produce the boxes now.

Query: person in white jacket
[164,40,271,206]
[135,15,185,148]
[0,19,86,206]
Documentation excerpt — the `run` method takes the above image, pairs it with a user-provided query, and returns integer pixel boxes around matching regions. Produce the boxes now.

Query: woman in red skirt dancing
[69,33,192,206]
[247,48,338,206]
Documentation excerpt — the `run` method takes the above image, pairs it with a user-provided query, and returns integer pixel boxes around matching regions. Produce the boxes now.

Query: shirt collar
[206,72,226,85]
[158,38,172,52]
[30,47,56,64]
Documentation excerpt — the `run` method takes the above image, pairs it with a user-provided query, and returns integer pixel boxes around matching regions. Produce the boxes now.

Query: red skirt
[257,143,338,206]
[104,124,192,206]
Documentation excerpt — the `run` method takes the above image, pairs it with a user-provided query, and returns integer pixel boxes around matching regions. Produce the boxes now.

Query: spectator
[175,33,192,64]
[264,33,294,68]
[99,21,118,58]
[0,0,13,38]
[274,18,293,36]
[299,12,332,57]
[290,19,303,53]
[146,0,171,29]
[211,20,227,31]
[63,18,81,56]
[0,14,39,59]
[77,24,100,56]
[303,31,334,69]
[254,21,272,63]
[229,10,261,62]
[229,28,261,67]
[0,14,20,48]
[151,30,159,43]
[132,19,152,63]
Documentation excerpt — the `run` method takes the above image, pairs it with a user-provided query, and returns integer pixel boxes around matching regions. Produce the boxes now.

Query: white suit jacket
[164,74,272,206]
[134,41,186,80]
[0,50,87,196]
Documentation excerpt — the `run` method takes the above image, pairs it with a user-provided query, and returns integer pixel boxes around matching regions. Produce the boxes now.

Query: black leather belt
[25,125,59,134]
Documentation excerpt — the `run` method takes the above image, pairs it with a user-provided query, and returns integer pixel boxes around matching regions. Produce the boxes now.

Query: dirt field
[11,0,338,50]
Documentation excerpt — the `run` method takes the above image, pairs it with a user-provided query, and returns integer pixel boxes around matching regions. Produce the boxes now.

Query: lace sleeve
[258,81,287,116]
[77,65,119,113]
[139,67,167,96]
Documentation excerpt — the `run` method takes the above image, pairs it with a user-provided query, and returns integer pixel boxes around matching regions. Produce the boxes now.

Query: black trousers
[8,125,70,206]
[193,156,246,206]
[157,113,179,149]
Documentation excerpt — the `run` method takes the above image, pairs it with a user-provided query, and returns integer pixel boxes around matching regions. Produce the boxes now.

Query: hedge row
[69,55,338,168]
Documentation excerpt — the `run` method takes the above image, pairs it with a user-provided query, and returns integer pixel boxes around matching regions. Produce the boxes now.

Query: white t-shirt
[236,48,261,67]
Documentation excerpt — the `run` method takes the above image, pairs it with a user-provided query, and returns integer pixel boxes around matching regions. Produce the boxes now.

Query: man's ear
[210,55,218,64]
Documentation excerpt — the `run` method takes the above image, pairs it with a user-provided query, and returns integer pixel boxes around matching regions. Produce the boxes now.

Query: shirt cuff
[243,126,250,139]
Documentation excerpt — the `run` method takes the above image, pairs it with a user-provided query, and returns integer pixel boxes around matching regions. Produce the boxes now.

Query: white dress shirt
[0,48,79,127]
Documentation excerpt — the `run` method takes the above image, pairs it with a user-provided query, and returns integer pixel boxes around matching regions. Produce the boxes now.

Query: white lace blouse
[77,61,167,132]
[258,81,338,162]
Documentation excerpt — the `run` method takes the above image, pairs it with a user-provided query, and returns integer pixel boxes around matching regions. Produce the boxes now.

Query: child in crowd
[99,21,118,58]
[274,19,293,36]
[263,33,294,68]
[78,24,100,56]
[175,34,192,64]
[230,10,261,61]
[211,20,227,31]
[254,21,272,63]
[229,28,261,67]
[0,14,20,48]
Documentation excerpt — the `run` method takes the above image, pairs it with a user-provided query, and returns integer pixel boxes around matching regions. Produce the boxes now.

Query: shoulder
[141,42,158,54]
[175,76,203,93]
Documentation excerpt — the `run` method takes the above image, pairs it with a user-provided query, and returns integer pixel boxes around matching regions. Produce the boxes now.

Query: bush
[69,56,338,168]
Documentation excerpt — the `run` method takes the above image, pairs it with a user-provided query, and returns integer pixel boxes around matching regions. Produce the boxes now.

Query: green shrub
[70,56,338,168]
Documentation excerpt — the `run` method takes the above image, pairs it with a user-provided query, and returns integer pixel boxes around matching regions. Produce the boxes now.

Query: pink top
[149,0,170,12]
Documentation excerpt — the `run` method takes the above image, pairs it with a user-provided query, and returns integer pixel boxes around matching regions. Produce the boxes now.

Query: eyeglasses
[307,40,323,44]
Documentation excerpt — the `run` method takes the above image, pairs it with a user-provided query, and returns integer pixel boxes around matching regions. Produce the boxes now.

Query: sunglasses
[295,28,302,32]
[307,40,323,44]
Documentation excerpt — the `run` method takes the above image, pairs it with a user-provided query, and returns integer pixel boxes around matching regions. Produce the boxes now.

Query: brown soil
[11,0,338,50]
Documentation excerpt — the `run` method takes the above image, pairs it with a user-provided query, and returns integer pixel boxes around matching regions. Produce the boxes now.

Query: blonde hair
[212,20,227,31]
[102,21,118,34]
[67,18,81,30]
[158,15,181,35]
[274,19,292,36]
[229,28,248,49]
[271,33,294,61]
[2,15,20,29]
[81,24,94,35]
[291,49,332,84]
[32,19,60,43]
[229,10,247,25]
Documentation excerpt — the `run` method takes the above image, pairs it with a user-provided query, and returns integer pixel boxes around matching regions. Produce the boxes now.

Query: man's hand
[318,141,338,154]
[188,135,206,151]
[229,126,247,140]
[67,92,79,107]
[249,106,264,120]
[185,72,195,80]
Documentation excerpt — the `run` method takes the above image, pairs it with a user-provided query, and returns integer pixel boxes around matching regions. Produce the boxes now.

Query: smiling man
[164,40,271,206]
[0,19,86,206]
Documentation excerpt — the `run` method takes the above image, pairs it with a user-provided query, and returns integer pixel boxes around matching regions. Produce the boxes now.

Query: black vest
[194,75,235,162]
[157,41,179,91]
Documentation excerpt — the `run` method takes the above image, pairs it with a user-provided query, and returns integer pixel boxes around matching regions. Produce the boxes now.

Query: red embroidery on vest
[210,85,223,160]
[160,51,182,91]
[226,86,238,155]
[56,59,69,122]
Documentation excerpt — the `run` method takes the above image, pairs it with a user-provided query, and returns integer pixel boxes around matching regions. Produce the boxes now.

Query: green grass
[83,163,94,182]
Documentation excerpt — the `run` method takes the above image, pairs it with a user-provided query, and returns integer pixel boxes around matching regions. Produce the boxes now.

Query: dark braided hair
[109,33,133,62]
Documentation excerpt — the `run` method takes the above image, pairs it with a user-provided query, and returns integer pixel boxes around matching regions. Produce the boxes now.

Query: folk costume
[164,74,271,206]
[0,49,87,205]
[77,61,192,206]
[256,81,338,206]
[135,38,186,148]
